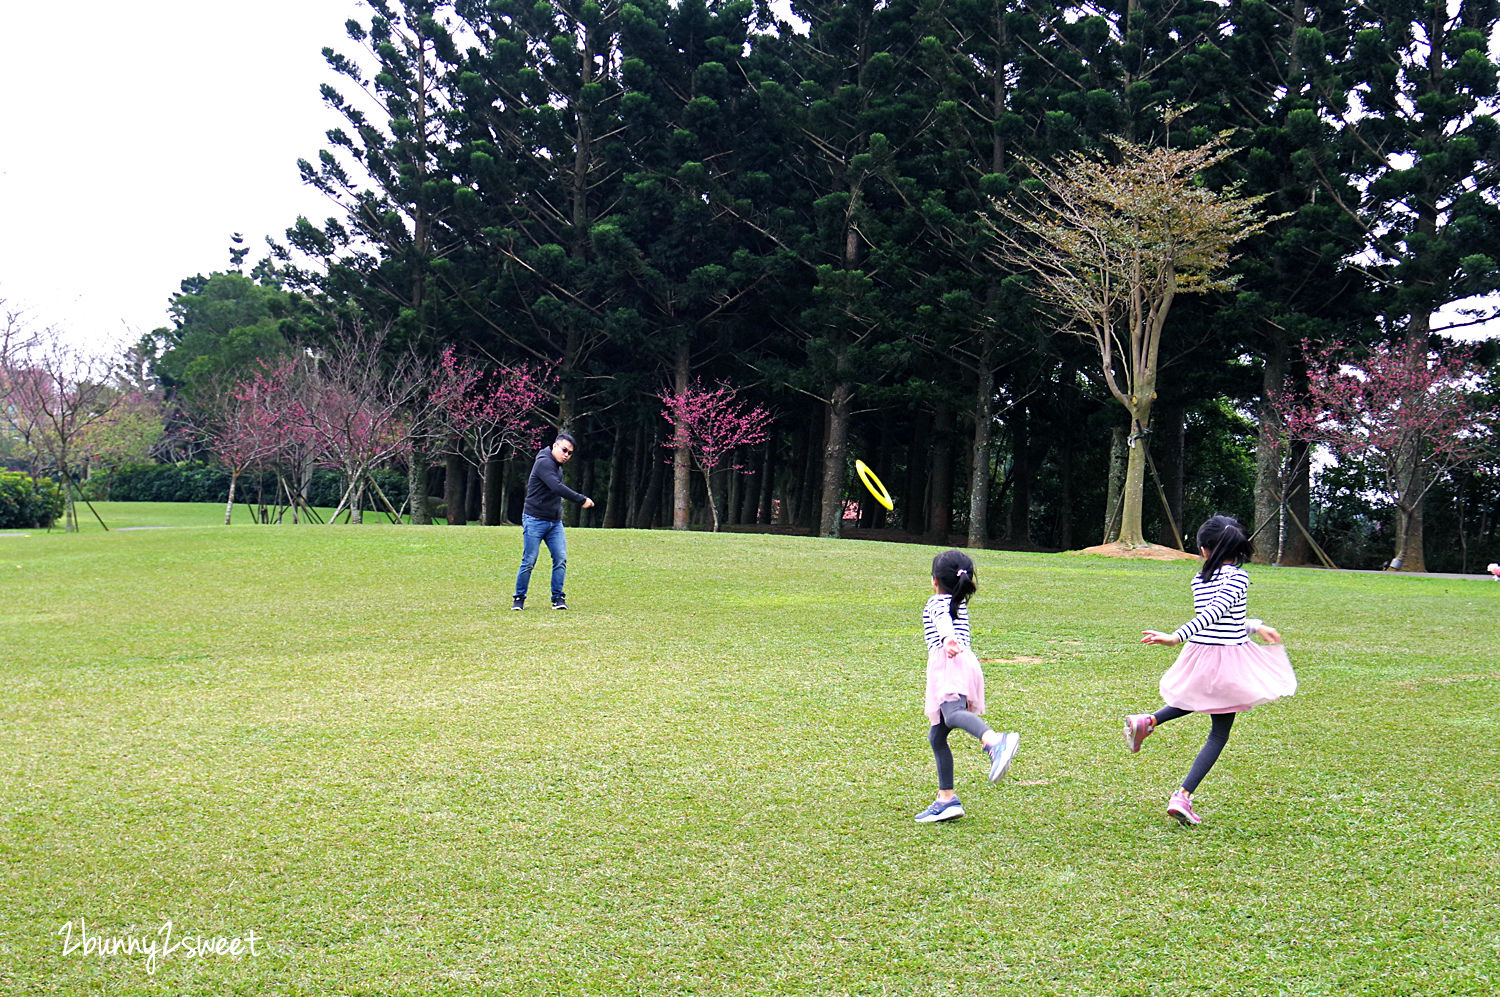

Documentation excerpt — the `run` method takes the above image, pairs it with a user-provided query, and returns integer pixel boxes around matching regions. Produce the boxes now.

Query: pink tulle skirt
[925,646,986,725]
[1159,640,1297,714]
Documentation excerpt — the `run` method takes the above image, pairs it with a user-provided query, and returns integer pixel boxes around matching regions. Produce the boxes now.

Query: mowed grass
[2,503,1496,995]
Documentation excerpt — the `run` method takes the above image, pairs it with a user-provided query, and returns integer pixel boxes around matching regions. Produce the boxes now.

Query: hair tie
[956,569,968,578]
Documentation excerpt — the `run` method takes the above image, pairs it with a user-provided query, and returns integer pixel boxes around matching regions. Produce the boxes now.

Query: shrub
[101,462,233,503]
[0,472,66,529]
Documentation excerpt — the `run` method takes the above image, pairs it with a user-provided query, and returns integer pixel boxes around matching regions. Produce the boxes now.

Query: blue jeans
[514,514,567,603]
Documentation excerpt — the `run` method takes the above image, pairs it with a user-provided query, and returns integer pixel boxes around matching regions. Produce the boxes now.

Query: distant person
[512,432,593,611]
[914,549,1020,823]
[1125,514,1297,826]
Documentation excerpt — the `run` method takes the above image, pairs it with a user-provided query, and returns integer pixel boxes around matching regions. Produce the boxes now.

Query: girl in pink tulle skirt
[1123,515,1296,826]
[913,550,1020,823]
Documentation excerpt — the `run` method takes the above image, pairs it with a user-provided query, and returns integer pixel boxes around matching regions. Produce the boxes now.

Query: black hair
[554,431,577,448]
[931,549,978,621]
[1196,514,1254,581]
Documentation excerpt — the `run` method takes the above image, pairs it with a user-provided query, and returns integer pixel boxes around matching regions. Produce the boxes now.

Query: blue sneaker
[914,797,965,823]
[986,732,1019,782]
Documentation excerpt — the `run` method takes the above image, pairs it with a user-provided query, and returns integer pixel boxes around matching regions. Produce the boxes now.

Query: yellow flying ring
[854,459,894,511]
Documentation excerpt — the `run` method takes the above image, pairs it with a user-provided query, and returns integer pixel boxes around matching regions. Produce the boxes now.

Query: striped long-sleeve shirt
[1172,564,1252,645]
[923,593,972,650]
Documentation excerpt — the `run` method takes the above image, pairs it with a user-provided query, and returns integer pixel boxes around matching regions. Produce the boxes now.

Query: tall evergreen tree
[613,0,771,529]
[750,0,940,537]
[446,0,631,430]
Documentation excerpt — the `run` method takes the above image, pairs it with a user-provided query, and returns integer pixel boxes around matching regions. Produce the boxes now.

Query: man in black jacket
[512,432,594,610]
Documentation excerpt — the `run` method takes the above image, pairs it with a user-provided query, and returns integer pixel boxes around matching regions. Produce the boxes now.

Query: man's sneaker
[551,598,567,610]
[1167,788,1202,826]
[1124,714,1155,753]
[914,797,965,823]
[986,732,1020,782]
[511,598,525,611]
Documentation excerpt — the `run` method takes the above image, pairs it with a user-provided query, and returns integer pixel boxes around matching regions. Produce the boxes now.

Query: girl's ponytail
[1196,514,1255,580]
[931,549,978,620]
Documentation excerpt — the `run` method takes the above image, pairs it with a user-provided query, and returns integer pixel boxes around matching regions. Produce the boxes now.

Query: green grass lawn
[3,503,1497,995]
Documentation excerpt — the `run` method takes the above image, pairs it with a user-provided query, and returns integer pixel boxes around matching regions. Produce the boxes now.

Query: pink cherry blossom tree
[0,326,123,531]
[429,347,557,525]
[206,366,299,524]
[304,324,427,524]
[1275,337,1496,571]
[660,380,773,532]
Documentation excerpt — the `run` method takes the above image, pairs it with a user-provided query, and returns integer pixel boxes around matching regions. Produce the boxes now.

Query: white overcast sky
[0,0,361,354]
[0,2,1493,358]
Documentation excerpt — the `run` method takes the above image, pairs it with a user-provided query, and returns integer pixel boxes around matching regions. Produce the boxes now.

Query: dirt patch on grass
[1074,542,1199,561]
[981,656,1051,665]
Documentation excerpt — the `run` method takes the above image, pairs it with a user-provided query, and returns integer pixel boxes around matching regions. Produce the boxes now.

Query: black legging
[928,697,994,791]
[1153,707,1237,794]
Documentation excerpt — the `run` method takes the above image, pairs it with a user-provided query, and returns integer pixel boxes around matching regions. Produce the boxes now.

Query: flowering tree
[986,133,1277,548]
[304,324,427,524]
[429,347,556,524]
[0,327,123,531]
[205,366,299,525]
[1276,337,1496,571]
[660,381,772,532]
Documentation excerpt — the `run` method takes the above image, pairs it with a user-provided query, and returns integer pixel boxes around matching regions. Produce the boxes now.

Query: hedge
[0,471,66,529]
[88,462,409,512]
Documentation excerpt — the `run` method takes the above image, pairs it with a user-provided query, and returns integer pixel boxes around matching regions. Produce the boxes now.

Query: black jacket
[522,447,590,521]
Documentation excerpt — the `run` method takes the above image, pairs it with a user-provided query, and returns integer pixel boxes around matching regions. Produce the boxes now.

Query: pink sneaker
[1167,789,1202,826]
[1124,714,1155,753]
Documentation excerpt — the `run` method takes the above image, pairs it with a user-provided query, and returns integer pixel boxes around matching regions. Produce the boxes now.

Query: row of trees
[8,0,1499,571]
[1,301,772,534]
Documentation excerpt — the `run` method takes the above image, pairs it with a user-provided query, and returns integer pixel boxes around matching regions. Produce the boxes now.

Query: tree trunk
[576,457,594,527]
[1253,343,1287,563]
[466,463,482,523]
[758,442,775,524]
[1116,398,1155,546]
[481,458,504,525]
[905,410,930,534]
[798,411,822,530]
[740,445,761,525]
[1054,434,1074,550]
[1102,424,1127,543]
[702,467,721,531]
[671,342,691,530]
[603,425,626,529]
[1007,406,1035,545]
[926,404,954,544]
[1391,322,1430,571]
[444,452,468,526]
[967,323,997,548]
[625,419,647,528]
[1283,442,1311,565]
[409,450,432,525]
[640,431,665,529]
[819,384,853,538]
[1393,470,1427,572]
[224,468,241,526]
